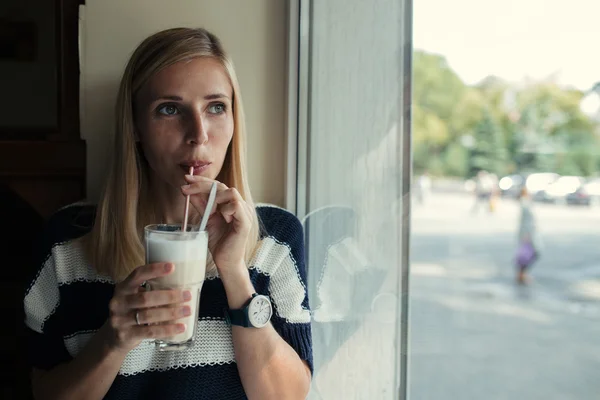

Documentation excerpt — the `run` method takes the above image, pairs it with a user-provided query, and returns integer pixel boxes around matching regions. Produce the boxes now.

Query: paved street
[409,192,600,400]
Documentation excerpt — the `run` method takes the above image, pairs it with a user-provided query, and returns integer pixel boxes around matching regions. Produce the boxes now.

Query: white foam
[146,232,208,262]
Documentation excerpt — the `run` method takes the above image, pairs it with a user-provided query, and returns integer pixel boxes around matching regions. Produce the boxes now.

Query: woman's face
[135,57,234,191]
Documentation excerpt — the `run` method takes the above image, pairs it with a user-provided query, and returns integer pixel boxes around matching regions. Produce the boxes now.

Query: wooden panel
[0,128,57,141]
[54,0,82,141]
[0,141,86,178]
[0,0,83,142]
[9,179,84,219]
[0,2,86,399]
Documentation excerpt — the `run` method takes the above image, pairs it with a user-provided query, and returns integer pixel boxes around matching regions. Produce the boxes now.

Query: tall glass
[144,224,208,351]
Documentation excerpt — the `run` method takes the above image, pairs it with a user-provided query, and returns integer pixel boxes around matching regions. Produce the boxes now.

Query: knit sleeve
[23,249,73,370]
[263,212,313,375]
[22,206,92,371]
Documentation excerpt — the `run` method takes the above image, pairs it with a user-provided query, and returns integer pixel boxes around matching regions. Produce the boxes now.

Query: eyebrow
[204,93,230,100]
[150,93,230,102]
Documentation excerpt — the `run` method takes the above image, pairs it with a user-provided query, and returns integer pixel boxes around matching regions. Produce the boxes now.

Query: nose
[185,110,209,145]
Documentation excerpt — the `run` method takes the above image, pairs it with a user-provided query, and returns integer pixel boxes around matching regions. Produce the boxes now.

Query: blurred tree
[449,88,486,140]
[443,141,470,177]
[413,51,466,122]
[412,50,468,175]
[513,83,598,175]
[559,149,598,176]
[412,50,600,178]
[469,109,509,176]
[413,104,450,148]
[518,84,595,143]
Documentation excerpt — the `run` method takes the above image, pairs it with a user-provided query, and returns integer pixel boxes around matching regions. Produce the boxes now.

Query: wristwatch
[225,293,273,328]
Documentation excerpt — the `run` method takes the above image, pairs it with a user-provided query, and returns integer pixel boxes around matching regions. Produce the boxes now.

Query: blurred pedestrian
[488,173,500,212]
[415,171,432,205]
[471,170,494,214]
[515,188,541,284]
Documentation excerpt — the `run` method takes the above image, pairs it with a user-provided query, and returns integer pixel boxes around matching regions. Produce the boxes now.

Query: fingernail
[185,174,194,179]
[183,290,192,301]
[181,306,191,316]
[164,263,173,272]
[182,184,190,190]
[177,323,187,332]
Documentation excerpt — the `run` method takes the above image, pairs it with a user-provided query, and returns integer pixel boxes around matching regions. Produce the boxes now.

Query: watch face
[248,295,272,328]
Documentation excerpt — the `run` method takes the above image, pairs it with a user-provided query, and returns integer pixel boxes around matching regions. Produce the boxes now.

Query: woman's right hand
[102,262,192,353]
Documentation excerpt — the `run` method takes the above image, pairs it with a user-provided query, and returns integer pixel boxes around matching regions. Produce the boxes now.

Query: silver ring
[135,311,141,326]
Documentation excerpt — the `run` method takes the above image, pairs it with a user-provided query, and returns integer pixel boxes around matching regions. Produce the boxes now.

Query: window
[292,0,599,398]
[292,0,411,398]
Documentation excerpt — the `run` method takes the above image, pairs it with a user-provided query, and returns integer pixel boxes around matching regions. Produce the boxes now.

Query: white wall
[81,0,287,205]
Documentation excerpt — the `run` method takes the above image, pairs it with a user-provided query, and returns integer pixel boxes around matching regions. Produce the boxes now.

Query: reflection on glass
[300,0,405,398]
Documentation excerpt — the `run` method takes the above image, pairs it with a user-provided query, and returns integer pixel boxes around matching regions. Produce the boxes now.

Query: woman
[23,27,312,399]
[515,187,541,284]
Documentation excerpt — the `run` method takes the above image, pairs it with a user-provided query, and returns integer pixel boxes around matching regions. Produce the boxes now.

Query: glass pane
[410,1,600,399]
[300,0,408,398]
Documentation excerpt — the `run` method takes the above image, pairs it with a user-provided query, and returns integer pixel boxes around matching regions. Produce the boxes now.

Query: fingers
[122,304,192,326]
[113,321,187,344]
[129,289,192,309]
[214,186,243,204]
[119,263,175,294]
[108,263,198,349]
[131,323,188,340]
[182,178,228,216]
[182,175,228,195]
[182,179,250,221]
[109,289,191,314]
[107,287,193,346]
[211,188,251,226]
[219,200,250,225]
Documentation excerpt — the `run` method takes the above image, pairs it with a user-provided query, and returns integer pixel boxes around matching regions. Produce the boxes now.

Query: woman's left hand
[182,175,253,276]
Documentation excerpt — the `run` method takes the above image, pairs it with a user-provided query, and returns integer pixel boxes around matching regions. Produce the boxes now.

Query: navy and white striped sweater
[23,204,313,399]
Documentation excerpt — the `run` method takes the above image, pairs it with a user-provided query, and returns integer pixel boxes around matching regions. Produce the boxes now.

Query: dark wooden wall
[0,1,86,398]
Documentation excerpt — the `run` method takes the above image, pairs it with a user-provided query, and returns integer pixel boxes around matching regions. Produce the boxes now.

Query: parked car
[539,176,585,204]
[498,174,525,198]
[523,172,559,201]
[566,179,600,206]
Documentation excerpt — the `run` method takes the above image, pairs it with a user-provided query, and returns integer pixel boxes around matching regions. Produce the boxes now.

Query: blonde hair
[85,27,260,281]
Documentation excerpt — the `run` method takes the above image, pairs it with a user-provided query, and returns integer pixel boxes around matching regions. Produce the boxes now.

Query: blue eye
[157,104,180,116]
[208,103,226,114]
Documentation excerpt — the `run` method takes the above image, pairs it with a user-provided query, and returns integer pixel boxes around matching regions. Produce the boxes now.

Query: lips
[180,161,211,175]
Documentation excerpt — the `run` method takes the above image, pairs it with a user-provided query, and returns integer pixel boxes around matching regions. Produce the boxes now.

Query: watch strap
[224,293,257,327]
[225,307,251,327]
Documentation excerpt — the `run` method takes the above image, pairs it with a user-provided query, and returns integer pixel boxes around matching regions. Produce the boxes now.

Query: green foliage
[557,149,598,177]
[413,105,450,147]
[412,49,599,178]
[413,52,466,122]
[469,110,509,176]
[449,88,485,138]
[443,142,469,177]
